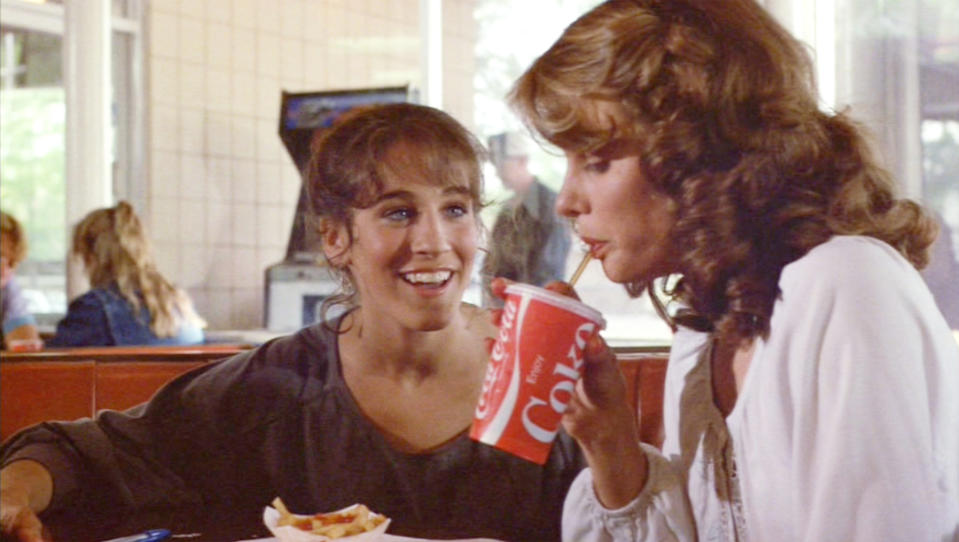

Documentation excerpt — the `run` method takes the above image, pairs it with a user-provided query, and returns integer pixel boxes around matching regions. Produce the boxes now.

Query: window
[0,4,66,320]
[0,0,144,326]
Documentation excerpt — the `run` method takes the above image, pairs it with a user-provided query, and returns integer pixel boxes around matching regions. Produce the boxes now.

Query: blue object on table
[100,528,171,542]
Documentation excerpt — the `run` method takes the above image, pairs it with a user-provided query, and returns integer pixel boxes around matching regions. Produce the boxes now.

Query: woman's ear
[320,219,351,268]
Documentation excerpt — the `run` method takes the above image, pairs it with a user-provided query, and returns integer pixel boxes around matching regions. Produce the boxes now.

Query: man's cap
[488,131,530,161]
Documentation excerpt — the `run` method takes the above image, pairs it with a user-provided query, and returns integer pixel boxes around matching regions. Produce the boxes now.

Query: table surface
[0,507,506,542]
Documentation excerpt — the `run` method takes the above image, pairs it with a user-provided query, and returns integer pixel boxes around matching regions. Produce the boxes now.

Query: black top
[1,317,586,541]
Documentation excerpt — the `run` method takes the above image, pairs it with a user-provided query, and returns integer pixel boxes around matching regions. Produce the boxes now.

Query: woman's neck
[340,305,490,382]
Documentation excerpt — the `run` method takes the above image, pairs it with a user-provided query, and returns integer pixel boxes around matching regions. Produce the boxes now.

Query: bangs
[360,139,483,210]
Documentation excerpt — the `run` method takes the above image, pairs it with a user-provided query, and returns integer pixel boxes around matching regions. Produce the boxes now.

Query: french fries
[271,497,388,539]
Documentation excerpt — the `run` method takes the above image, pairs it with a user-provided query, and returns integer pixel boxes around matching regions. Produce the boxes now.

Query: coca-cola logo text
[520,321,596,443]
[475,298,518,419]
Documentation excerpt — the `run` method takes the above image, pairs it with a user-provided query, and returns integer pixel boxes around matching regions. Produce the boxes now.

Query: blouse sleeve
[562,444,697,542]
[774,237,959,541]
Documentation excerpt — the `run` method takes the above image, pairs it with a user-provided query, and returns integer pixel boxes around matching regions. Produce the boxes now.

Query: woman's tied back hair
[305,102,487,323]
[73,201,205,337]
[510,0,936,342]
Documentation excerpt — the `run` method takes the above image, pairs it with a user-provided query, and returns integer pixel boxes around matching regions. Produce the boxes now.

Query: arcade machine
[265,86,411,331]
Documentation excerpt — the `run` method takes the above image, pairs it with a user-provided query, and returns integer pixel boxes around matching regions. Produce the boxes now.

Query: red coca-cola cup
[471,283,605,464]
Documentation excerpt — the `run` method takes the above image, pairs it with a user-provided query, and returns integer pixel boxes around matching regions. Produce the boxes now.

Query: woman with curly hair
[499,0,959,539]
[47,201,205,346]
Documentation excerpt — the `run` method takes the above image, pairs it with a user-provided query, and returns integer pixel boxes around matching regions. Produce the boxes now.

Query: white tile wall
[146,0,476,330]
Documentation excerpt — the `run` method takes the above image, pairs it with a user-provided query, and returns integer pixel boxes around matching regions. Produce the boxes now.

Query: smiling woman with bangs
[0,103,587,542]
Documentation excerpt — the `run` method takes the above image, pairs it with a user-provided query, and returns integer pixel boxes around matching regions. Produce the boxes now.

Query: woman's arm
[3,323,41,349]
[562,335,648,508]
[0,460,52,542]
[489,278,696,541]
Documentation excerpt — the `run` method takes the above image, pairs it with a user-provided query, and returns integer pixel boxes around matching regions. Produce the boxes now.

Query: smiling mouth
[400,270,453,287]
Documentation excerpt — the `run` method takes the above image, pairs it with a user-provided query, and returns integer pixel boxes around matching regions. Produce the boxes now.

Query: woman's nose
[411,212,450,254]
[556,170,585,219]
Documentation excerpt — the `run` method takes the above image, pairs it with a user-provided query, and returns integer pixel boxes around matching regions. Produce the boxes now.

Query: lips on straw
[568,252,592,286]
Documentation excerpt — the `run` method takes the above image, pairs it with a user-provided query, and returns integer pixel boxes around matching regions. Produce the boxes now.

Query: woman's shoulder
[74,285,134,313]
[774,235,941,330]
[223,323,340,388]
[780,235,918,292]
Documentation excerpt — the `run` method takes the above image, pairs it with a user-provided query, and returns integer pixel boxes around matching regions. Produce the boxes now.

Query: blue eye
[445,204,469,218]
[384,208,414,221]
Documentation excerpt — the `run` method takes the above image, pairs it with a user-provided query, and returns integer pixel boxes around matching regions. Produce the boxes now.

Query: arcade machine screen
[265,87,410,331]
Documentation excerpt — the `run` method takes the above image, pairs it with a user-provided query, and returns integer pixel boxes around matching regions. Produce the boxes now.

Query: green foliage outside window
[0,87,66,262]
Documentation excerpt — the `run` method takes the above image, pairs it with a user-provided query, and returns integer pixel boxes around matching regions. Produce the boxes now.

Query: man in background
[481,131,571,306]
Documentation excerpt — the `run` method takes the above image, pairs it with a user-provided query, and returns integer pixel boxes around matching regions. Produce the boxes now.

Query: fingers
[489,308,503,328]
[543,280,581,300]
[492,277,582,301]
[14,511,45,542]
[579,334,626,409]
[1,502,45,542]
[489,277,514,300]
[483,337,496,356]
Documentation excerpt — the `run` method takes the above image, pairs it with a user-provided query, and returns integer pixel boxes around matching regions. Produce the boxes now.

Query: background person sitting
[1,211,42,350]
[46,201,205,346]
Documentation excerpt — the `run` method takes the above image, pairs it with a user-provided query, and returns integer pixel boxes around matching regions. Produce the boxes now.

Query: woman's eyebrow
[443,185,472,196]
[370,190,412,205]
[593,138,634,160]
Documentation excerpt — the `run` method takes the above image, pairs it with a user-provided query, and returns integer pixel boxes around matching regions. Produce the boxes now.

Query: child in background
[1,210,42,351]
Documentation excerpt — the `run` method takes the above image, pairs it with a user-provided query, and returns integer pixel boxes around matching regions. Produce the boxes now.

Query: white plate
[240,538,502,542]
[263,504,391,542]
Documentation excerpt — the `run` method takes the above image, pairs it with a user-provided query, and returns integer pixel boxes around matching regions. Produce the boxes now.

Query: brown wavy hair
[509,0,937,342]
[306,102,487,324]
[73,201,206,337]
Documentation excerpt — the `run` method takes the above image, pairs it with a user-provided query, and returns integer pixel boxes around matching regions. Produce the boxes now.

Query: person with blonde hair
[46,201,205,346]
[497,0,959,540]
[1,210,42,349]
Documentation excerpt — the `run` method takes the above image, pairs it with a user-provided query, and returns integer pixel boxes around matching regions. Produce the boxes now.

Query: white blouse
[563,236,959,542]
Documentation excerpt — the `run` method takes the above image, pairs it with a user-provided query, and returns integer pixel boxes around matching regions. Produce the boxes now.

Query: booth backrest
[1,345,251,442]
[2,345,670,448]
[1,361,96,443]
[616,351,669,449]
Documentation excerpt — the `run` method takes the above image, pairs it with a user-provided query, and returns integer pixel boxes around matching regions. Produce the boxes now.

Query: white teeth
[402,270,452,285]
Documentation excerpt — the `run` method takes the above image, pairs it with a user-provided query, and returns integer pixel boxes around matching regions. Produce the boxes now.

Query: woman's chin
[599,259,632,284]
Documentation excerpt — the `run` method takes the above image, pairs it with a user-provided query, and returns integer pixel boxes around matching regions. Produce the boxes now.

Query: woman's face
[557,138,679,285]
[326,170,480,332]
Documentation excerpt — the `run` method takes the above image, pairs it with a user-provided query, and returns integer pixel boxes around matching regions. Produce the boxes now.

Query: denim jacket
[47,286,204,347]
